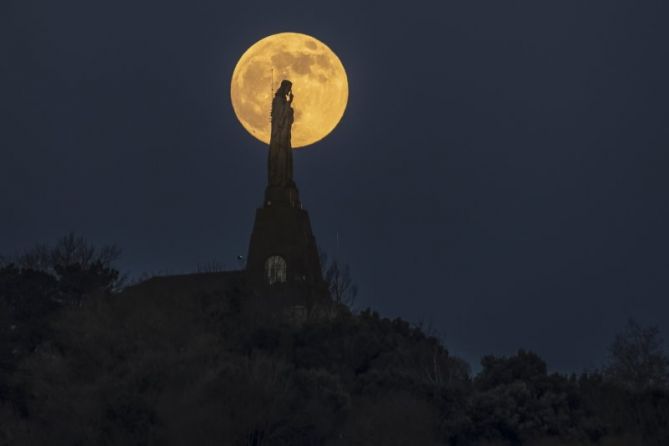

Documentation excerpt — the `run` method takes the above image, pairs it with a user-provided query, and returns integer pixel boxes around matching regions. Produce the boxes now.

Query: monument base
[246,201,328,307]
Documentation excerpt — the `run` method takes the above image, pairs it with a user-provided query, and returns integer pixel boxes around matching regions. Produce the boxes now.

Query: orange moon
[230,32,348,148]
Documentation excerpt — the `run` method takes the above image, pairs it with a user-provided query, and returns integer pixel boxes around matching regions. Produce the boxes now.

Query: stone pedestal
[246,198,324,292]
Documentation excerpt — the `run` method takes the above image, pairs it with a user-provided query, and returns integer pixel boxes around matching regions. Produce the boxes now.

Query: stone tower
[245,80,326,302]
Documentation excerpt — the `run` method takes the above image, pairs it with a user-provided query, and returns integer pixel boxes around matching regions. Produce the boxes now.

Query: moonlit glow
[230,32,348,148]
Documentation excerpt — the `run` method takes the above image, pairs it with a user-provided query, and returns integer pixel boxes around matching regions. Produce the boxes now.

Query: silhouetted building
[129,80,328,309]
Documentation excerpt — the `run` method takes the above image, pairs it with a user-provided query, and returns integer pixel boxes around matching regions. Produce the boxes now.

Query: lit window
[265,256,287,285]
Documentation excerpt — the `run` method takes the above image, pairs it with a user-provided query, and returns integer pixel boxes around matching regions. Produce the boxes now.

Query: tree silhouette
[604,319,669,391]
[15,232,122,296]
[320,251,357,308]
[0,234,122,394]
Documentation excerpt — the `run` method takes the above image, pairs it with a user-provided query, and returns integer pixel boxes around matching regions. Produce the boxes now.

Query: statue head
[276,80,293,98]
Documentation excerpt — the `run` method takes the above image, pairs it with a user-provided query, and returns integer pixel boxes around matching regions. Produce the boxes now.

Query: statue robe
[268,92,294,187]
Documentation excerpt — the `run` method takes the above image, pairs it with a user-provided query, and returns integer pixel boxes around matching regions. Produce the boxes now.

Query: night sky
[2,0,668,372]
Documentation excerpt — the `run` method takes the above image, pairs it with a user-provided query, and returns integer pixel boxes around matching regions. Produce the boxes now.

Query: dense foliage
[1,238,668,445]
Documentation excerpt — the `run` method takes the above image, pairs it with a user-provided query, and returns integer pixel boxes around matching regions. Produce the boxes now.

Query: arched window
[265,255,287,285]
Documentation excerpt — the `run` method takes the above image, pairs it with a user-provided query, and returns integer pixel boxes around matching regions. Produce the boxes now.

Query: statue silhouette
[268,80,294,187]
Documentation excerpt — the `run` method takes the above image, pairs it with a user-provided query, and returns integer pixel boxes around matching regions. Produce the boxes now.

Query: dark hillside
[1,237,668,445]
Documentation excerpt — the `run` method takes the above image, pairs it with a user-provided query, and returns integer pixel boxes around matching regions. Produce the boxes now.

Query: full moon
[230,32,348,148]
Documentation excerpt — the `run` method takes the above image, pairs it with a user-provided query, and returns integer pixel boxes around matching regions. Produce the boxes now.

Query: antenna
[270,68,274,124]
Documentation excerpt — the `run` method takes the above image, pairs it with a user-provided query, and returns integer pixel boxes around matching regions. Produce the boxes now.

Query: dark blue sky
[2,0,668,372]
